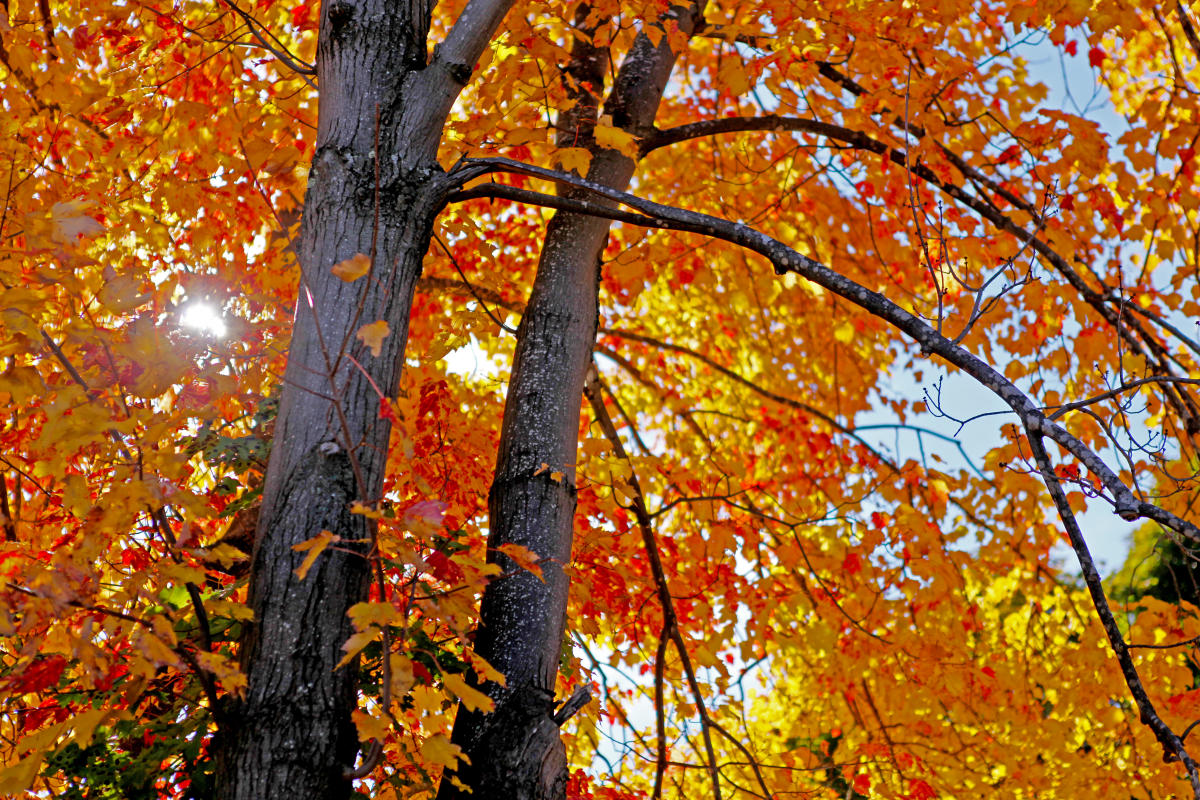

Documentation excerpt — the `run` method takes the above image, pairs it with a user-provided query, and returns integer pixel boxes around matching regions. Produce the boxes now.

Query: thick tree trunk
[439,5,704,798]
[213,1,511,797]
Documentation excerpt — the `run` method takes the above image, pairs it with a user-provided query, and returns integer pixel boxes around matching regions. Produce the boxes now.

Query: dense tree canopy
[3,0,1200,798]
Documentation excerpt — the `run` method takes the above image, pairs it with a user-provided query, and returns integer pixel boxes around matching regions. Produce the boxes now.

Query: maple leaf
[292,530,339,581]
[421,734,468,768]
[50,200,105,242]
[426,550,464,583]
[331,253,371,282]
[443,673,494,713]
[497,543,544,581]
[355,320,390,356]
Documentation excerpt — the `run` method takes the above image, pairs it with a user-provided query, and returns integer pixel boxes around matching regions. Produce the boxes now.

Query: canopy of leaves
[2,0,1200,798]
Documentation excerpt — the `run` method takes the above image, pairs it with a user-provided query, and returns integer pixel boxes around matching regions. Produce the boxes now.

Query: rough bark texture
[438,5,704,798]
[213,0,511,797]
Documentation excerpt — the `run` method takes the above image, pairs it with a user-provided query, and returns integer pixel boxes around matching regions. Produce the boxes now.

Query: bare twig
[219,0,317,83]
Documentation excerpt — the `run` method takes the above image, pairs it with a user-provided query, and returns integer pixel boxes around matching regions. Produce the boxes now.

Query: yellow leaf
[356,320,390,357]
[352,709,391,743]
[464,649,506,687]
[594,125,638,156]
[12,719,70,755]
[0,753,44,796]
[421,733,468,768]
[427,331,467,362]
[390,654,415,696]
[348,601,402,631]
[549,471,564,483]
[834,322,855,343]
[331,253,371,282]
[194,651,247,696]
[69,708,108,748]
[135,630,179,666]
[206,543,249,568]
[443,673,495,713]
[51,200,105,243]
[336,628,382,670]
[97,268,150,313]
[207,598,254,621]
[505,128,543,146]
[350,501,384,519]
[497,543,543,581]
[292,530,339,581]
[716,61,752,96]
[554,147,592,175]
[929,478,950,507]
[410,684,444,714]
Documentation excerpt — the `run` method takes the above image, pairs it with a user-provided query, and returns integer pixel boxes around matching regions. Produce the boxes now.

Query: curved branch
[1026,431,1200,792]
[434,0,516,79]
[1049,376,1200,421]
[220,0,316,80]
[641,111,1200,431]
[449,156,1200,545]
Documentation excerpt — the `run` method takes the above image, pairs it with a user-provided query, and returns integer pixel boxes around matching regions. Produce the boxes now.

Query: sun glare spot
[180,302,228,338]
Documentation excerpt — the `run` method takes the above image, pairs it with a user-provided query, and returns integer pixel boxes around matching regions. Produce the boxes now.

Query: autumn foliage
[3,0,1200,798]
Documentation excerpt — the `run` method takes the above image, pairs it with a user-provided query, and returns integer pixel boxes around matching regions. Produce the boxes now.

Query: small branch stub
[552,686,591,726]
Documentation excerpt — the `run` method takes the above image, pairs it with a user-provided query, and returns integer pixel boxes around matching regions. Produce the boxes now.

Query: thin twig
[219,0,317,82]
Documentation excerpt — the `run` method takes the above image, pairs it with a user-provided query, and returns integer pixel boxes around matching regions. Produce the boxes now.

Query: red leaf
[427,550,464,584]
[908,779,937,800]
[10,656,67,694]
[997,144,1021,164]
[1088,46,1106,68]
[1064,40,1078,56]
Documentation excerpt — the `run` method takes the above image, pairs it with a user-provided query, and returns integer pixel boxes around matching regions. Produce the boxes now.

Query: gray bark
[212,0,512,796]
[438,5,705,798]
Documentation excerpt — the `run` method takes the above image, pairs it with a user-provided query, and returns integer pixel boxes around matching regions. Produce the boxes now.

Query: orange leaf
[497,543,543,581]
[356,320,390,357]
[331,253,371,282]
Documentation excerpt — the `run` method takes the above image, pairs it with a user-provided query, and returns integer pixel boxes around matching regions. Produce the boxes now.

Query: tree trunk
[439,5,704,797]
[213,1,511,797]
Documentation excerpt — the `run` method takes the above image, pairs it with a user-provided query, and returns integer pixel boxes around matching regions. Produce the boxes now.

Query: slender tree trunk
[439,5,704,797]
[213,1,511,797]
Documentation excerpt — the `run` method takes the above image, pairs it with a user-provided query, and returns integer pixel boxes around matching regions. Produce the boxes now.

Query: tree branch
[448,156,1200,545]
[641,110,1200,432]
[434,0,516,78]
[1177,1,1200,64]
[599,327,893,468]
[1049,376,1200,421]
[1026,431,1200,795]
[219,0,316,82]
[584,365,723,800]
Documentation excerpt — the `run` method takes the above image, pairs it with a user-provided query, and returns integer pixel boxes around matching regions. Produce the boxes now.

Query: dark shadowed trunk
[438,5,704,798]
[212,1,512,797]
